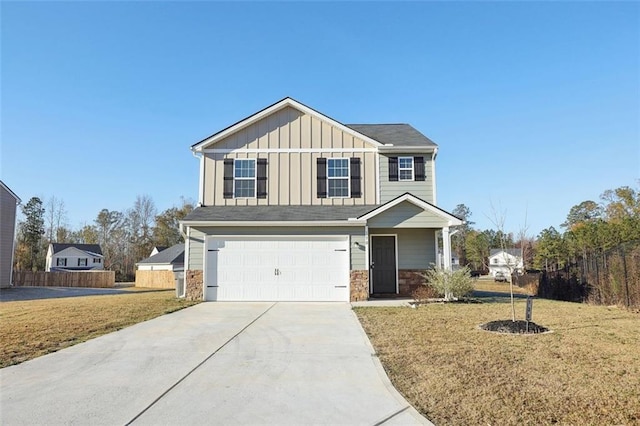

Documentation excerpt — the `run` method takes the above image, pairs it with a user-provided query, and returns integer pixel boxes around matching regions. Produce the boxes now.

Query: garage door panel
[205,236,349,302]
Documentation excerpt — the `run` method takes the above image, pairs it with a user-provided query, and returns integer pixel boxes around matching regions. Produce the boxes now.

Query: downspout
[179,222,189,298]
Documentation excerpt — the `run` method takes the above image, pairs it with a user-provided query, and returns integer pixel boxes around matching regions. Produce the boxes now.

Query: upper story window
[327,158,350,198]
[56,258,67,266]
[223,158,267,200]
[93,258,101,264]
[78,258,88,266]
[398,157,414,181]
[233,159,256,198]
[388,156,425,182]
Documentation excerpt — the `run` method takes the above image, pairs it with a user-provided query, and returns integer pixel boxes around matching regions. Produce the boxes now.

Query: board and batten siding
[371,228,436,269]
[187,226,366,271]
[367,201,451,228]
[379,154,434,203]
[0,185,19,288]
[202,107,377,206]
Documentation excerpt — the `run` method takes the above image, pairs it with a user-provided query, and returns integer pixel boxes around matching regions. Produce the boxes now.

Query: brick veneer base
[398,269,428,297]
[350,270,369,302]
[185,270,203,301]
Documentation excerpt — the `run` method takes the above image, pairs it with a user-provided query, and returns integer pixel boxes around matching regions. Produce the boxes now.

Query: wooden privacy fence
[135,270,176,289]
[13,271,115,288]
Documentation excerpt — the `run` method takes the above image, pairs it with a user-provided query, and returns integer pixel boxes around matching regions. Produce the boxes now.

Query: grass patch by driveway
[355,299,640,425]
[0,289,199,368]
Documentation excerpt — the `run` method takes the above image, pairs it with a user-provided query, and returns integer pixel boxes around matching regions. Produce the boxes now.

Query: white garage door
[204,236,350,301]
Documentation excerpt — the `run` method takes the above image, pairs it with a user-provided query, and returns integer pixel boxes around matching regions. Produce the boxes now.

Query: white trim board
[203,148,378,154]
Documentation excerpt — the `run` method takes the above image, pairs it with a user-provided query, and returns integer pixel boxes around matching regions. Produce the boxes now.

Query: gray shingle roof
[51,243,103,256]
[183,205,379,222]
[490,248,522,257]
[346,124,437,147]
[138,243,185,265]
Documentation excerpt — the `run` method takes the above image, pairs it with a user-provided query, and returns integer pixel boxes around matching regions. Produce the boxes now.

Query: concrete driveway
[1,302,430,425]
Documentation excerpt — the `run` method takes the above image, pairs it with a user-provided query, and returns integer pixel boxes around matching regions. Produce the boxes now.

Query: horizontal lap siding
[367,202,450,228]
[379,154,434,203]
[0,187,18,287]
[203,107,376,206]
[188,226,366,271]
[371,228,436,269]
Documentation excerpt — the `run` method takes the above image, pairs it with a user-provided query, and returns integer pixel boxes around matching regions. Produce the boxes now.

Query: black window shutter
[388,157,398,181]
[350,157,361,198]
[317,157,327,198]
[256,158,267,198]
[414,156,425,181]
[223,159,234,199]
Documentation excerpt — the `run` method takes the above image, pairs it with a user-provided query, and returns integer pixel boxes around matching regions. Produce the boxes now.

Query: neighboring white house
[137,243,184,272]
[149,246,168,257]
[46,244,104,272]
[488,248,523,277]
[1,181,21,288]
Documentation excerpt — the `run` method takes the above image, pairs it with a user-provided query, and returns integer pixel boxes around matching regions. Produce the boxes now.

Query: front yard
[0,289,199,368]
[355,298,640,425]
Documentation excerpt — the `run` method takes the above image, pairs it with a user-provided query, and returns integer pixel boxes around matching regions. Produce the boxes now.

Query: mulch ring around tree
[479,320,551,335]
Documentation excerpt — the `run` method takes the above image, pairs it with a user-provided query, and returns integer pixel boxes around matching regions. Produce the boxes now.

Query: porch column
[442,226,452,271]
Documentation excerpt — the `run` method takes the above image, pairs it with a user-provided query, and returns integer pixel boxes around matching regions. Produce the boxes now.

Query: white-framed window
[78,258,88,266]
[56,258,67,266]
[234,159,256,198]
[93,258,101,264]
[398,157,414,181]
[327,158,350,198]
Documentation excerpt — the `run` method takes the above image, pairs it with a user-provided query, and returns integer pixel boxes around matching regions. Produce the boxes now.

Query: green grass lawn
[355,299,640,425]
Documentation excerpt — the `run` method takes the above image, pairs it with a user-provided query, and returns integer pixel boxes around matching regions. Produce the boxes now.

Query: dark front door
[371,236,397,294]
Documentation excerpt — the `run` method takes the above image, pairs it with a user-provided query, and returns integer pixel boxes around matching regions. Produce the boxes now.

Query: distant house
[488,248,523,277]
[149,246,168,257]
[1,181,21,288]
[137,243,184,272]
[46,244,104,272]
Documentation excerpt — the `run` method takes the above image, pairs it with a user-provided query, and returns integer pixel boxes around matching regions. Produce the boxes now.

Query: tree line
[449,184,639,307]
[14,195,193,281]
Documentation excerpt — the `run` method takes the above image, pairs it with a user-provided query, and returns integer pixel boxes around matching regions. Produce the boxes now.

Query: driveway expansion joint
[124,302,277,425]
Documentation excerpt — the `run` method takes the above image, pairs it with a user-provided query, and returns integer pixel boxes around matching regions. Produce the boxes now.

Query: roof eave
[182,220,367,227]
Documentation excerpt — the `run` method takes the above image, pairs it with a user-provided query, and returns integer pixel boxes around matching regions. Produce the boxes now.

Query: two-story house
[180,98,462,302]
[1,181,21,288]
[45,244,104,272]
[488,248,524,278]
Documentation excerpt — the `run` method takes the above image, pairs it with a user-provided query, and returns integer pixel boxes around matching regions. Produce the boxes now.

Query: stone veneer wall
[185,270,203,301]
[350,270,369,302]
[398,269,428,297]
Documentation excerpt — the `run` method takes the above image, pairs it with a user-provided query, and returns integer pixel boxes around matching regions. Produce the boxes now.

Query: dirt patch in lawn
[354,300,640,425]
[480,319,550,334]
[0,290,199,368]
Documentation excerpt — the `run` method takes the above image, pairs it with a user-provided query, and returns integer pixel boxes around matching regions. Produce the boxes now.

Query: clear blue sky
[2,1,638,237]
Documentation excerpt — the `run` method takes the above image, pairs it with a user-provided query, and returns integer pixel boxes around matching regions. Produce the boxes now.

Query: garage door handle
[208,249,219,252]
[335,285,347,288]
[207,285,219,288]
[334,249,347,252]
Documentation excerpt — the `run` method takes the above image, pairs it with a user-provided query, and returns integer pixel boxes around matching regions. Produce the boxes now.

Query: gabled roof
[357,193,463,226]
[51,243,103,256]
[489,248,522,258]
[138,243,185,265]
[191,97,384,152]
[345,124,437,148]
[0,180,21,203]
